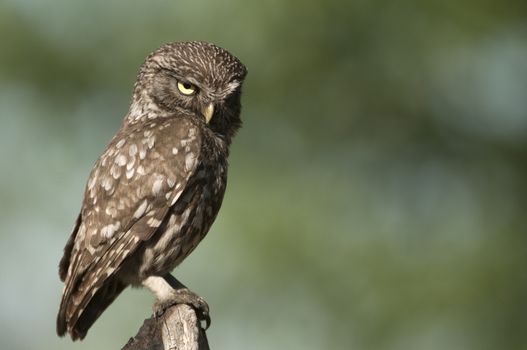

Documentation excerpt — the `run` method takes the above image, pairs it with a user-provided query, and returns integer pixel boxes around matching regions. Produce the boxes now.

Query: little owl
[56,41,247,340]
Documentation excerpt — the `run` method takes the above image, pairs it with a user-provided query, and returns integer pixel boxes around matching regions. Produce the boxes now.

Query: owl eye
[177,81,197,96]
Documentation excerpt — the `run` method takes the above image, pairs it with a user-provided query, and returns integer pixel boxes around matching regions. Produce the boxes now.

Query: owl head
[128,41,247,142]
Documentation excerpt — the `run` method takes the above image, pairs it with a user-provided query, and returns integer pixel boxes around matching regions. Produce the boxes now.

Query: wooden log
[122,304,210,350]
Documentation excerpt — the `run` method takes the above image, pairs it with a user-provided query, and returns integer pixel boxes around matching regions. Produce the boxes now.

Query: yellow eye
[177,81,197,95]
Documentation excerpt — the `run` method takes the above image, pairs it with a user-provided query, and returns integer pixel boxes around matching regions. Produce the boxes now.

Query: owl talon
[153,288,211,329]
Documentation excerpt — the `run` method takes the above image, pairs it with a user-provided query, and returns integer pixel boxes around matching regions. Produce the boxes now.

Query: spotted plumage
[56,41,247,340]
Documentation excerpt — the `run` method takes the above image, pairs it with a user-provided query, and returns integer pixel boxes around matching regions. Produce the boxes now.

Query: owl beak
[202,103,214,124]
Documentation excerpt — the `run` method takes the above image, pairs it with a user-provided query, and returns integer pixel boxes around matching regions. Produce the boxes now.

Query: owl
[56,41,247,340]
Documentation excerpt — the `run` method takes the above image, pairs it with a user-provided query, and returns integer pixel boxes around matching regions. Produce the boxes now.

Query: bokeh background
[1,1,526,349]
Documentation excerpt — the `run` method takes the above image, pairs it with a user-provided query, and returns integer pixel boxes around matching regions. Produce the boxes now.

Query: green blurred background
[1,1,526,349]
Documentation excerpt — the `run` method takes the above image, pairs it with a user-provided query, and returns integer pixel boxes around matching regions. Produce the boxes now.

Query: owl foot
[154,288,211,329]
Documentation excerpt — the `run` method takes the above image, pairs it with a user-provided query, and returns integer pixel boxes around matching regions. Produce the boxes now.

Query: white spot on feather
[129,144,138,157]
[105,206,117,217]
[152,178,164,196]
[101,177,113,191]
[128,101,143,119]
[147,217,161,227]
[225,80,240,94]
[126,168,135,179]
[134,200,148,218]
[170,190,183,205]
[147,136,155,149]
[115,154,127,166]
[101,222,120,239]
[185,153,196,171]
[110,164,121,179]
[181,207,191,222]
[88,175,97,190]
[126,157,136,170]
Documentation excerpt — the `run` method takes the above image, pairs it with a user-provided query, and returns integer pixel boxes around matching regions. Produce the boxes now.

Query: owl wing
[57,116,202,340]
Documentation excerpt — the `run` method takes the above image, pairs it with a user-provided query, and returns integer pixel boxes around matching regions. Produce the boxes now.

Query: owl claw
[153,288,211,329]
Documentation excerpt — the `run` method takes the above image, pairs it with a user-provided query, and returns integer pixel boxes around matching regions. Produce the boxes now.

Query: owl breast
[131,133,229,281]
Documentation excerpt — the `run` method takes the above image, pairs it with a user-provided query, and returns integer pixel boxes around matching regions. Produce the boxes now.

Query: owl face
[132,42,247,141]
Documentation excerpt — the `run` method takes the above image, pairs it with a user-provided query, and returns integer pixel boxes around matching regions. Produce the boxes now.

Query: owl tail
[57,277,127,340]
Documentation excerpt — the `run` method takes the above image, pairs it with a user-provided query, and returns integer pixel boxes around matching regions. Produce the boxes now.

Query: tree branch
[121,304,210,350]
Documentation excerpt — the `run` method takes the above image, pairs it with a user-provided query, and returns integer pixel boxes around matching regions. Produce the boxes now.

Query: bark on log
[122,304,210,350]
